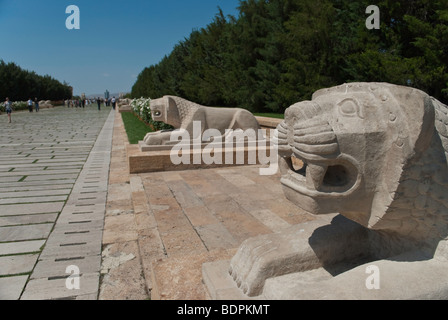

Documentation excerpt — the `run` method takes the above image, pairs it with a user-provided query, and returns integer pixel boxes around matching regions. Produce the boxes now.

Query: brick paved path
[0,106,114,300]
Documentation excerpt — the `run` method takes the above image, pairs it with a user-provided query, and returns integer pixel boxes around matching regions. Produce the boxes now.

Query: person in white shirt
[27,98,33,112]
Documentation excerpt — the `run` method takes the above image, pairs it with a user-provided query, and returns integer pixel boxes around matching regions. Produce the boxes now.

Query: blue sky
[0,0,241,96]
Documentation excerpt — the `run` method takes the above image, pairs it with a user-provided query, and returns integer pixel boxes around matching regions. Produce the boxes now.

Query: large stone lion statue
[205,82,448,299]
[143,96,261,146]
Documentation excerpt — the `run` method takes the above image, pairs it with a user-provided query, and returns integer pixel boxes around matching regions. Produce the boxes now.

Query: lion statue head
[276,82,448,245]
[149,96,201,129]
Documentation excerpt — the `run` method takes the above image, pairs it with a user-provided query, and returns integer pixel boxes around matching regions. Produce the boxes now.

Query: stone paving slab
[0,213,58,226]
[150,249,237,300]
[0,240,45,255]
[0,254,39,276]
[20,273,100,300]
[0,176,25,182]
[0,169,81,177]
[45,219,104,234]
[0,223,53,242]
[0,189,72,199]
[0,181,76,190]
[23,173,79,181]
[99,241,148,300]
[0,276,28,300]
[0,202,65,216]
[0,196,67,205]
[31,255,101,279]
[56,207,107,224]
[39,241,102,260]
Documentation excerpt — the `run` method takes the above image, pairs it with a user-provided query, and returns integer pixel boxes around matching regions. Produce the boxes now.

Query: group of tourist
[27,98,40,113]
[65,98,90,108]
[95,96,117,111]
[65,97,117,111]
[3,95,119,124]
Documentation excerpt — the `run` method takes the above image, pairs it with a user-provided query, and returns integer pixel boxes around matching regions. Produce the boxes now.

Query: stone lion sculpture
[217,82,448,299]
[143,96,261,146]
[39,100,53,108]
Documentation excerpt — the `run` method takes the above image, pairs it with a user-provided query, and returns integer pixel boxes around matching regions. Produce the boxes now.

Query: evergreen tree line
[0,60,72,101]
[131,0,448,113]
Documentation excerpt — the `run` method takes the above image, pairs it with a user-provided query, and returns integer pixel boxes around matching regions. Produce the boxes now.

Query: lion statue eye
[338,99,363,118]
[154,111,161,117]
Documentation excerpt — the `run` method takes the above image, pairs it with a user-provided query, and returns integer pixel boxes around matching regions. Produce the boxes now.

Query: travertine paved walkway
[0,106,114,300]
[100,109,315,300]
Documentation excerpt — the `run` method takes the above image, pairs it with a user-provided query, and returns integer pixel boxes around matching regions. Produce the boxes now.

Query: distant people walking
[34,98,39,112]
[112,97,116,110]
[27,98,33,112]
[96,97,101,110]
[4,97,12,123]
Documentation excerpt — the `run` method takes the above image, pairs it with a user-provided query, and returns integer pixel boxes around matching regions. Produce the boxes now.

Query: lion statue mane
[223,82,448,299]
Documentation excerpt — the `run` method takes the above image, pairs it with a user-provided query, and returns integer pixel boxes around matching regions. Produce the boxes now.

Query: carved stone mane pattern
[370,97,448,257]
[168,96,201,127]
